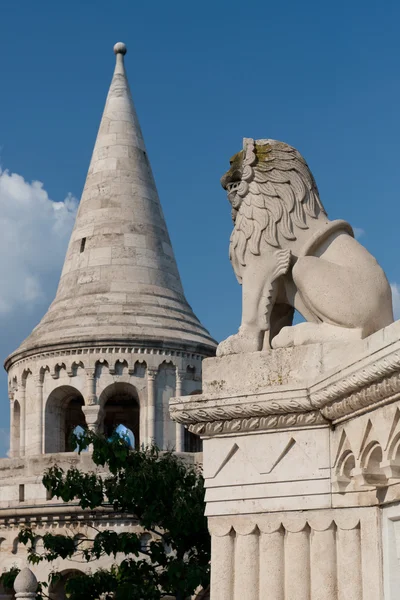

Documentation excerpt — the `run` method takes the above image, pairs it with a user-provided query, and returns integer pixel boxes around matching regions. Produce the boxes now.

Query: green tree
[19,431,210,600]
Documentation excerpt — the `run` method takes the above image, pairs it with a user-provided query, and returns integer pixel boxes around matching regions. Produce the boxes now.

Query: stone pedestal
[170,321,400,599]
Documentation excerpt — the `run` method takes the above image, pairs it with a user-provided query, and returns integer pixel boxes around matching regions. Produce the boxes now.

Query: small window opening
[46,488,53,501]
[19,484,25,502]
[80,237,86,253]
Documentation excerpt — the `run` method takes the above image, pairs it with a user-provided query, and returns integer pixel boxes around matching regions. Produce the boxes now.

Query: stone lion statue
[217,138,393,356]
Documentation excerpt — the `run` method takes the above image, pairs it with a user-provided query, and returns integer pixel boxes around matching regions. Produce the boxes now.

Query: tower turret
[5,44,216,458]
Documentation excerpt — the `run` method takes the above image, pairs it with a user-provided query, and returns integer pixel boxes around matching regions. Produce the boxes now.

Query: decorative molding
[171,389,313,422]
[187,410,326,435]
[6,344,205,373]
[208,511,361,537]
[0,511,140,539]
[321,372,400,423]
[171,343,400,435]
[310,351,400,408]
[7,345,205,395]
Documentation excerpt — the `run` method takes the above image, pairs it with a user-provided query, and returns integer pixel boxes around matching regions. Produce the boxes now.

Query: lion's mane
[230,139,327,267]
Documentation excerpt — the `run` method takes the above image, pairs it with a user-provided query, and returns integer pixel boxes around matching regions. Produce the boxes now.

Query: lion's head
[221,139,327,258]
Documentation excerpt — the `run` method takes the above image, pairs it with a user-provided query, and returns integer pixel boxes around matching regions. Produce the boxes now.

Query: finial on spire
[114,42,127,55]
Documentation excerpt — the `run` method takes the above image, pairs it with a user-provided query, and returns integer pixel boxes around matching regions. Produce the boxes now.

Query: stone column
[34,374,43,455]
[209,522,234,600]
[85,368,97,405]
[146,368,158,446]
[82,405,104,435]
[310,523,337,600]
[337,525,362,600]
[20,384,26,457]
[175,370,185,452]
[285,525,311,600]
[259,526,284,599]
[234,524,259,599]
[8,393,16,458]
[14,567,38,600]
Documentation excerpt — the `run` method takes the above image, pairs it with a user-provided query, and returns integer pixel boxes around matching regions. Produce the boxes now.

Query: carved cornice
[170,389,319,434]
[5,342,205,372]
[321,371,400,423]
[0,508,138,529]
[310,350,400,408]
[171,341,400,434]
[188,410,326,435]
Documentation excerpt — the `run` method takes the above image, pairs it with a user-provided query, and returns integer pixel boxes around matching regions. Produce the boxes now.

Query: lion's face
[221,150,246,220]
[221,138,327,252]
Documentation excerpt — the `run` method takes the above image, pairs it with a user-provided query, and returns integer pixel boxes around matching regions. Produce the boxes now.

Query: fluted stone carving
[208,511,380,600]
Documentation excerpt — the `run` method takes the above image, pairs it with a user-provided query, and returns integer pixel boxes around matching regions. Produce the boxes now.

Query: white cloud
[391,283,400,321]
[0,169,77,315]
[353,227,365,240]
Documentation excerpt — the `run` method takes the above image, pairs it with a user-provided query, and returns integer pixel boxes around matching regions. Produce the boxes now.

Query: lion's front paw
[216,327,263,357]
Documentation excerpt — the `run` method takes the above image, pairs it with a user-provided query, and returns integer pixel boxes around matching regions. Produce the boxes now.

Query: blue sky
[0,0,400,456]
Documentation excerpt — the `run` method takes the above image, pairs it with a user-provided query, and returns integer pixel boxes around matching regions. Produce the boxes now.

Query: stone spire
[8,43,215,363]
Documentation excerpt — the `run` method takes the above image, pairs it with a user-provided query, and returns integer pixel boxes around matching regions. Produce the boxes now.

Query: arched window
[49,569,85,600]
[44,386,86,453]
[100,383,140,449]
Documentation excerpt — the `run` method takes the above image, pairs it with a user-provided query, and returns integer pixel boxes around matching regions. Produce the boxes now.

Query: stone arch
[49,569,85,600]
[51,362,67,380]
[12,400,21,457]
[99,382,140,448]
[360,441,387,486]
[73,533,86,551]
[44,385,86,453]
[336,449,356,481]
[33,535,45,554]
[67,360,85,377]
[361,441,382,469]
[40,364,50,382]
[111,358,129,375]
[387,431,400,463]
[95,359,109,377]
[21,368,32,384]
[133,360,147,377]
[11,536,25,555]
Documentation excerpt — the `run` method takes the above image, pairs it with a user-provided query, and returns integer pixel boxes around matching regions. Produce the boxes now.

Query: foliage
[0,566,20,590]
[19,431,210,600]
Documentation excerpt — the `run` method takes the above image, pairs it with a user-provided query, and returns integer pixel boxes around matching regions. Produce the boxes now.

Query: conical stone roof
[8,43,216,363]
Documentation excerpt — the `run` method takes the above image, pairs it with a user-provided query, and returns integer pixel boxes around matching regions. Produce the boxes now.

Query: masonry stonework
[0,42,215,591]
